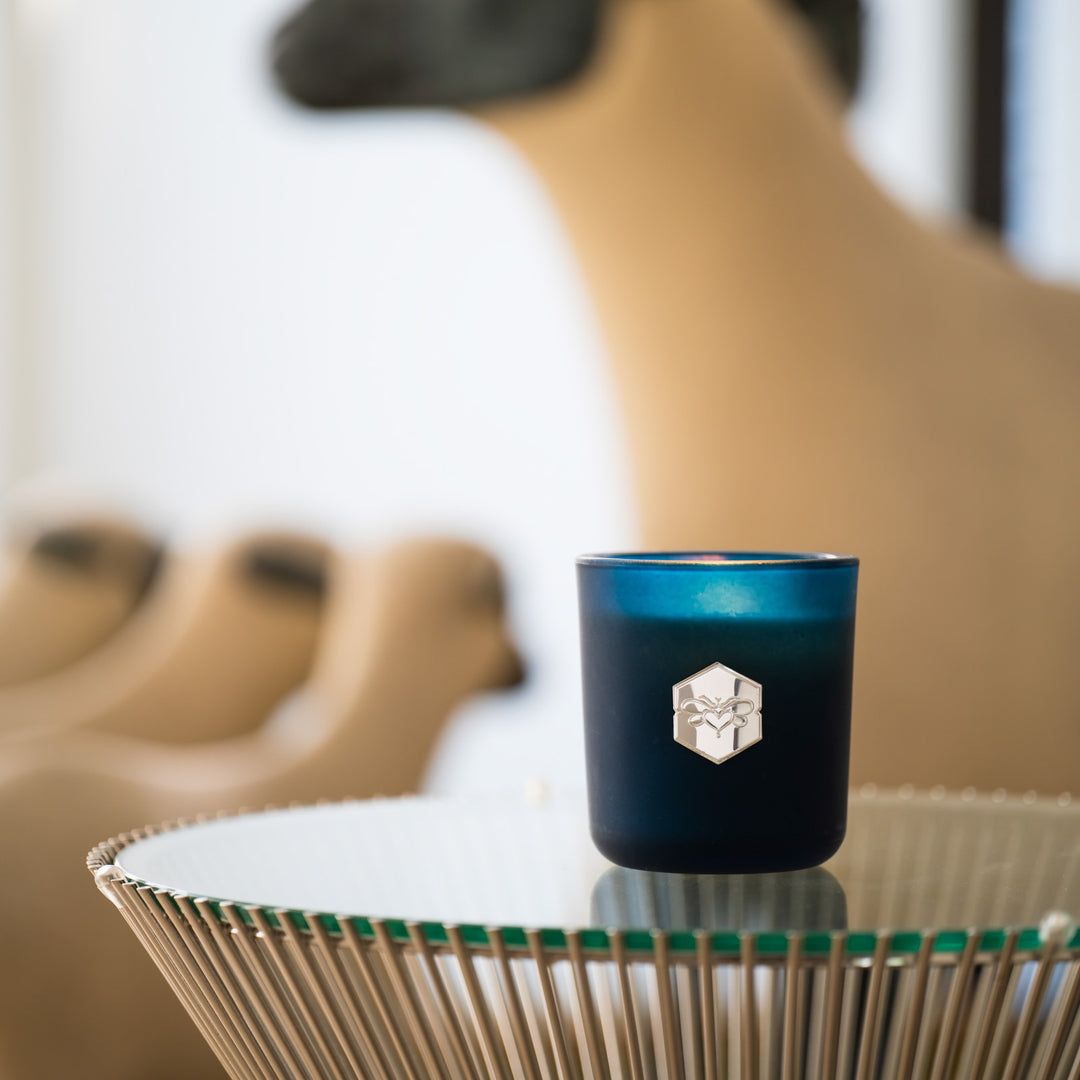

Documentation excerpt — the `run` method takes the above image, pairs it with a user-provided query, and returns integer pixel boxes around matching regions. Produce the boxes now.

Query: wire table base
[89,792,1080,1080]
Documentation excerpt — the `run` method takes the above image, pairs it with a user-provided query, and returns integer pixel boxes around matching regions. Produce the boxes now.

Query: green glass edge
[154,894,1080,956]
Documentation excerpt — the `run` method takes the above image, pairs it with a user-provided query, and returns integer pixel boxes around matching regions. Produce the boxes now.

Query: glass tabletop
[114,789,1080,941]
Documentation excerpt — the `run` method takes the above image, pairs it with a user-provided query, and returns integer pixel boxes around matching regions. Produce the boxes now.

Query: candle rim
[576,551,858,569]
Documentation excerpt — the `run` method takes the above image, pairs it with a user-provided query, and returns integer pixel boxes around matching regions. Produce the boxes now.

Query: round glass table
[90,788,1080,1080]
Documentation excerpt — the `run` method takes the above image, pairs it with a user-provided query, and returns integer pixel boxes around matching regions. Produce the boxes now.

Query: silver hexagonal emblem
[673,661,763,764]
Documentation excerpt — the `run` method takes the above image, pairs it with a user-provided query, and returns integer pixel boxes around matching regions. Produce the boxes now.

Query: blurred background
[0,0,1078,794]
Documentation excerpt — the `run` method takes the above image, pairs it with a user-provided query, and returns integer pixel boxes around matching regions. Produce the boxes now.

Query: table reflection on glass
[93,789,1080,1080]
[590,866,849,933]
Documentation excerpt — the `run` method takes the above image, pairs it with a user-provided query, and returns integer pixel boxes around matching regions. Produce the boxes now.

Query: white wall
[0,6,9,483]
[15,0,636,794]
[1007,0,1080,285]
[0,0,23,483]
[848,0,970,222]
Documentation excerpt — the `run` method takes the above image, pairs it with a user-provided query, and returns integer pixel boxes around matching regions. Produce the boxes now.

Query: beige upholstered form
[0,515,159,686]
[0,532,330,744]
[472,0,1080,794]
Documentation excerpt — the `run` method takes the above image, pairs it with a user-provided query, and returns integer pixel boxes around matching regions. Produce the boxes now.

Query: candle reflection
[590,865,847,932]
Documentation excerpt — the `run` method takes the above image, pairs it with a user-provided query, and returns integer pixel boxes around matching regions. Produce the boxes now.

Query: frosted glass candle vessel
[577,552,859,873]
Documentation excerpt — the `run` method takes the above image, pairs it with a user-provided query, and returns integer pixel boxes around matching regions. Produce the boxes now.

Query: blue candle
[577,552,859,873]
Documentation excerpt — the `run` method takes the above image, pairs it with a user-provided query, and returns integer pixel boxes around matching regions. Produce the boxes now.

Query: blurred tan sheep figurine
[0,532,329,744]
[0,513,159,686]
[0,538,522,1080]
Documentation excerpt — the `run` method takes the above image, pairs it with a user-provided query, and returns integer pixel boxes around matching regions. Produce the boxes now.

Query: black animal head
[271,0,602,109]
[788,0,862,96]
[271,0,861,111]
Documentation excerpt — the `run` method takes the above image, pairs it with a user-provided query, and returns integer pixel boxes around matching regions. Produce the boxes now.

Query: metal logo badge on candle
[673,662,763,764]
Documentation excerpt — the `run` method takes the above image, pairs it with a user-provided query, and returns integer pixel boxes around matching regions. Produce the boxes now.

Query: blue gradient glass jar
[577,552,859,873]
